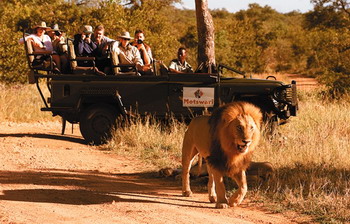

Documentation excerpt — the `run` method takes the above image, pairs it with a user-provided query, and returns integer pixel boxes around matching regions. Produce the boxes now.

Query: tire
[263,115,278,138]
[79,104,119,145]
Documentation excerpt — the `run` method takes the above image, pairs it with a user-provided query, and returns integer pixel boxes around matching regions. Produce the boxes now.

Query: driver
[169,47,193,73]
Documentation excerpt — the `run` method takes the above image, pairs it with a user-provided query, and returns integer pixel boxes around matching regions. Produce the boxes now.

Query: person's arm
[74,34,85,56]
[144,44,153,62]
[76,41,85,56]
[140,45,151,65]
[18,37,26,44]
[169,60,182,73]
[133,47,144,71]
[186,62,194,73]
[147,47,153,62]
[105,36,115,43]
[89,41,97,51]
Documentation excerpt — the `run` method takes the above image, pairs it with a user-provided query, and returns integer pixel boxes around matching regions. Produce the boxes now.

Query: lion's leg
[182,137,198,197]
[211,168,229,209]
[206,165,217,203]
[229,170,248,207]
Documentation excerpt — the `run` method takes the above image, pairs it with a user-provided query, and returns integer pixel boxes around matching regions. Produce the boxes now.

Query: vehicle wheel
[79,104,119,145]
[264,115,278,138]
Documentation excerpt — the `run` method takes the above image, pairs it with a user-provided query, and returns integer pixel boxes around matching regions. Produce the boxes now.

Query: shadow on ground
[0,169,206,207]
[0,133,86,144]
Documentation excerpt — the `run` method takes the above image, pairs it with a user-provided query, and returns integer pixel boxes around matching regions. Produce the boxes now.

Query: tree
[195,0,216,73]
[305,0,350,29]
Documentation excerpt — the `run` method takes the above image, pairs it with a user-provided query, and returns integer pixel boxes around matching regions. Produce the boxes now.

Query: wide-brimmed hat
[118,31,133,40]
[51,24,60,31]
[80,25,93,34]
[33,21,50,30]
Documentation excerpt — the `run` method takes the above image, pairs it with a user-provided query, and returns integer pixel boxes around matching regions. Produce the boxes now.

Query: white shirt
[111,42,143,66]
[19,34,54,53]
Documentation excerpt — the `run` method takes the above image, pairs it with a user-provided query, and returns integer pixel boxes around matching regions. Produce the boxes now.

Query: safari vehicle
[23,36,298,145]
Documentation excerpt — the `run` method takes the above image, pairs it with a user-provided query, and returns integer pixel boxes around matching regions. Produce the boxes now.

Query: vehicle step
[41,107,75,111]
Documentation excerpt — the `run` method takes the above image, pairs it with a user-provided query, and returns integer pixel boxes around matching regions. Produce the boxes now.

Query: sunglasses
[121,38,130,41]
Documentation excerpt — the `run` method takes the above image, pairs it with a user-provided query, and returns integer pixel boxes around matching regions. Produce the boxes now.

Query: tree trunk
[195,0,216,73]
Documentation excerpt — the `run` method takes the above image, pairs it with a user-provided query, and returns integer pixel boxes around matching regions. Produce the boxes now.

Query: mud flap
[28,70,36,84]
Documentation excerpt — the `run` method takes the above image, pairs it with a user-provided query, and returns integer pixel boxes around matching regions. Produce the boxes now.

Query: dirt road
[285,74,320,91]
[0,122,311,224]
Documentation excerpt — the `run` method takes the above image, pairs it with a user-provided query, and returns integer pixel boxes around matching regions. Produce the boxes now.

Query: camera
[54,31,61,36]
[137,39,143,44]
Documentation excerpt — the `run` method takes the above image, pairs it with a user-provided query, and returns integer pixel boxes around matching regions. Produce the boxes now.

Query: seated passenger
[110,31,144,73]
[92,24,114,74]
[47,24,68,73]
[73,25,96,65]
[169,47,193,73]
[19,21,61,73]
[73,25,105,76]
[131,30,152,74]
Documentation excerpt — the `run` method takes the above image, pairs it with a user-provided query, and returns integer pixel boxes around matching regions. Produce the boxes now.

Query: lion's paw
[228,198,243,207]
[229,202,239,207]
[215,203,229,209]
[182,191,193,197]
[209,195,217,203]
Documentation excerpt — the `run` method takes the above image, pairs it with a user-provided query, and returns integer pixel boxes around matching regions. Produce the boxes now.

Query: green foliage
[0,0,349,94]
[303,0,350,94]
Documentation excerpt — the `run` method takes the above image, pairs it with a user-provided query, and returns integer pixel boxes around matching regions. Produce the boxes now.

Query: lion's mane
[206,101,262,175]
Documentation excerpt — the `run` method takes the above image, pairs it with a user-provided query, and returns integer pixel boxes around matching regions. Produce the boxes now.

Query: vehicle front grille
[273,81,298,105]
[287,81,298,106]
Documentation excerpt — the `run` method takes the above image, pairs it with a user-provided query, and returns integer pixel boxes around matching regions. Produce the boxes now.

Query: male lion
[182,101,262,208]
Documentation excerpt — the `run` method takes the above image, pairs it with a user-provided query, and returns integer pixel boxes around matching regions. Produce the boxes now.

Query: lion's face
[222,114,260,155]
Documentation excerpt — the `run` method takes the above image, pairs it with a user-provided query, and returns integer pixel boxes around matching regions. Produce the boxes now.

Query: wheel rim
[91,113,113,135]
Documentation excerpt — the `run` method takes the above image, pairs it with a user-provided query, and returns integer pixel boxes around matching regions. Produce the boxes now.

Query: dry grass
[2,83,349,223]
[254,92,350,223]
[106,90,350,223]
[105,116,187,168]
[0,83,59,122]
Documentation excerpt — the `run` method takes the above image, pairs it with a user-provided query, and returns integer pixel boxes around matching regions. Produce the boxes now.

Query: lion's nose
[242,140,251,145]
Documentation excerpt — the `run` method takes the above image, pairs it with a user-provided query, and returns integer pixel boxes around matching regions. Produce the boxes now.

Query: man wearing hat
[73,25,105,76]
[73,25,97,60]
[46,24,69,73]
[19,21,61,73]
[47,24,67,55]
[110,31,144,73]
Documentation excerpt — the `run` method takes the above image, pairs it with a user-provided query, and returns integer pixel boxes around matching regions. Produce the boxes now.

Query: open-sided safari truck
[23,34,298,145]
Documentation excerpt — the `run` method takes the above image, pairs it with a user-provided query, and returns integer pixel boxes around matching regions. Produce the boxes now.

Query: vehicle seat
[67,39,99,75]
[24,38,55,73]
[109,42,138,76]
[159,63,169,76]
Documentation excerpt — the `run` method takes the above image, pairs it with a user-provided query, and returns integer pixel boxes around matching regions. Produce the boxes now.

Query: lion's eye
[237,126,243,131]
[250,126,254,131]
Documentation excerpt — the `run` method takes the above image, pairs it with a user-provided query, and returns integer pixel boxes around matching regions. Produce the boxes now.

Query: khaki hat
[52,24,60,31]
[33,21,50,30]
[118,31,133,40]
[80,25,93,34]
